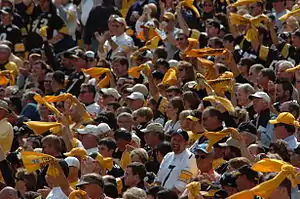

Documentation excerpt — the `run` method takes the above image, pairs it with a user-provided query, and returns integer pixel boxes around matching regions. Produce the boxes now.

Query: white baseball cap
[97,123,111,134]
[65,157,80,168]
[101,88,121,100]
[126,84,148,97]
[249,91,271,103]
[76,125,99,136]
[126,92,145,101]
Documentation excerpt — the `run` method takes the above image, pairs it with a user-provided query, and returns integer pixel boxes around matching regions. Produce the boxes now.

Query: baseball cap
[97,123,111,138]
[175,29,187,39]
[163,12,175,21]
[238,121,257,136]
[141,123,164,134]
[0,99,9,112]
[126,84,148,97]
[249,91,271,103]
[194,142,214,154]
[85,51,95,59]
[76,173,104,188]
[126,92,145,101]
[186,109,202,122]
[0,7,12,15]
[76,125,99,136]
[64,147,88,158]
[152,70,164,80]
[64,157,80,169]
[0,44,11,54]
[234,165,260,182]
[269,112,300,126]
[220,172,237,187]
[218,137,241,149]
[100,88,121,100]
[171,129,189,141]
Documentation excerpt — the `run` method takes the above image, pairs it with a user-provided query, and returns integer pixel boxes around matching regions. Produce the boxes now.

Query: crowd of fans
[1,0,300,198]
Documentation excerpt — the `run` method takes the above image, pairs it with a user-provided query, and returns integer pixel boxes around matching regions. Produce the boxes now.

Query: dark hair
[284,101,300,118]
[98,137,117,150]
[114,128,132,141]
[166,86,182,95]
[276,80,293,100]
[127,162,147,181]
[155,59,170,70]
[239,57,256,69]
[207,19,221,30]
[104,183,119,198]
[250,64,264,74]
[41,135,62,153]
[190,109,202,122]
[282,124,296,135]
[223,34,234,43]
[52,70,65,85]
[157,141,172,157]
[9,96,22,114]
[169,97,184,119]
[157,189,178,199]
[112,56,129,68]
[96,112,117,130]
[269,139,290,162]
[209,37,224,48]
[107,102,121,112]
[81,83,96,97]
[183,91,201,110]
[147,186,165,199]
[204,107,223,122]
[33,60,53,73]
[16,169,37,191]
[23,91,38,104]
[154,47,168,59]
[261,68,276,82]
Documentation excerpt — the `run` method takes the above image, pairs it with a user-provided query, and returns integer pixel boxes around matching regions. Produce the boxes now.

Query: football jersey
[0,24,25,53]
[26,6,68,50]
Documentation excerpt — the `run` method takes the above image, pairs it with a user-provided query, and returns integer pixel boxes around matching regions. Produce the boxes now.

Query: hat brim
[219,138,241,149]
[186,115,200,122]
[249,94,263,100]
[63,152,73,156]
[140,128,149,133]
[126,87,134,93]
[269,119,279,125]
[76,181,90,187]
[126,95,139,100]
[76,129,89,135]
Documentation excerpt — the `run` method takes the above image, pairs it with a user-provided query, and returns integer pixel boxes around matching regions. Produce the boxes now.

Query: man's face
[117,116,133,131]
[44,73,53,92]
[124,167,137,187]
[237,88,248,107]
[175,35,188,50]
[202,0,213,13]
[236,174,254,191]
[275,84,285,102]
[252,98,266,113]
[98,144,112,158]
[39,0,50,11]
[80,184,101,198]
[79,87,94,104]
[112,61,127,77]
[274,124,287,139]
[32,63,44,78]
[292,34,300,47]
[248,68,259,84]
[202,110,218,131]
[206,24,218,37]
[0,13,11,23]
[42,141,56,156]
[171,134,186,154]
[194,150,212,172]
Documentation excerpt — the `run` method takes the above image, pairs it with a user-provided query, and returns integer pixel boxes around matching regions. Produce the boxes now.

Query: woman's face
[236,88,248,107]
[165,103,177,119]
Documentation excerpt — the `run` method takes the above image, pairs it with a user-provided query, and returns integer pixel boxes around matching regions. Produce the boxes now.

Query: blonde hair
[123,187,147,199]
[130,148,149,164]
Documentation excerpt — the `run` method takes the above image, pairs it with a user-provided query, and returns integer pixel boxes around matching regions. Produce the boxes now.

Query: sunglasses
[176,37,185,41]
[195,154,207,159]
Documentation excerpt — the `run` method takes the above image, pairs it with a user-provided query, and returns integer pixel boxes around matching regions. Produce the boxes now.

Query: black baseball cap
[171,129,189,141]
[234,165,260,183]
[238,122,257,136]
[0,7,13,15]
[76,173,104,188]
[220,172,237,188]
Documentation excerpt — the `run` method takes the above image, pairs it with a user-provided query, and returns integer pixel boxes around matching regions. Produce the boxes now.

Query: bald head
[0,186,18,199]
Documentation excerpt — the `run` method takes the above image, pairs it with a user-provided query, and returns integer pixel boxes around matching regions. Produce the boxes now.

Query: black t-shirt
[107,161,124,178]
[277,41,300,65]
[0,24,24,52]
[26,6,67,50]
[66,71,85,97]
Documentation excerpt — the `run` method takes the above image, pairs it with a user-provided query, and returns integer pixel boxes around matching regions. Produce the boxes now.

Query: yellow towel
[186,181,201,199]
[279,7,300,21]
[24,121,62,135]
[231,0,264,7]
[21,151,59,177]
[203,95,235,112]
[68,190,87,199]
[162,67,178,86]
[94,153,114,171]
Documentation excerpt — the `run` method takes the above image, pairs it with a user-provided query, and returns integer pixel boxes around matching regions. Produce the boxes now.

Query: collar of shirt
[284,135,298,149]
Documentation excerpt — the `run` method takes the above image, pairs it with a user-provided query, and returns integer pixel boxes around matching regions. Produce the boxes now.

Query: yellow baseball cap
[269,112,300,127]
[64,147,88,158]
[163,12,175,21]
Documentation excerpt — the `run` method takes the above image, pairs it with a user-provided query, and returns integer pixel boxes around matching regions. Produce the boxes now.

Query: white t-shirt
[104,33,134,58]
[46,187,68,199]
[86,102,100,117]
[156,149,198,193]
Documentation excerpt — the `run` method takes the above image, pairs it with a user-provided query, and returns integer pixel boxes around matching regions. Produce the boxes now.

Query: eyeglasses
[176,37,185,41]
[195,154,207,159]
